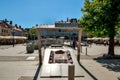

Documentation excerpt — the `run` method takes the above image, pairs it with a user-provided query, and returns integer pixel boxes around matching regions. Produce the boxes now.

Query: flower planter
[26,43,34,53]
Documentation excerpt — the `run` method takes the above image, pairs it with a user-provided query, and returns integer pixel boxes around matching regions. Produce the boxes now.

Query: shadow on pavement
[79,63,98,80]
[18,65,41,80]
[33,65,41,80]
[95,55,120,72]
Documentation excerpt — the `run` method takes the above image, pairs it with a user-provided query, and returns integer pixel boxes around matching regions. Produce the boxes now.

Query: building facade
[0,20,11,36]
[0,19,27,45]
[36,18,87,40]
[0,19,27,37]
[36,18,80,40]
[37,24,55,38]
[55,18,79,40]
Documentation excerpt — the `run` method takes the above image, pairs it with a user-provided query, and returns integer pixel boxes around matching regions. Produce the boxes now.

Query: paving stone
[0,44,120,80]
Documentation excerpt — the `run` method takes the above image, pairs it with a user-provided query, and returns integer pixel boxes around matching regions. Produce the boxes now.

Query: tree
[29,28,37,40]
[78,0,120,56]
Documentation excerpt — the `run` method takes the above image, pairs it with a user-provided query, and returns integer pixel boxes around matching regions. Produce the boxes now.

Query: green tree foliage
[78,0,120,56]
[29,28,37,40]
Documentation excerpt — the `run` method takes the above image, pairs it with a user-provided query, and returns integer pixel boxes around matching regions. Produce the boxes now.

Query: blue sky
[0,0,84,28]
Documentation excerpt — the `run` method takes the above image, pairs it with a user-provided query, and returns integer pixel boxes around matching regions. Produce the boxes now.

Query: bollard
[68,65,74,80]
[86,47,87,56]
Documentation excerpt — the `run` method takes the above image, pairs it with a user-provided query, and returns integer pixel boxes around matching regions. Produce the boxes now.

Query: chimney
[10,21,12,25]
[4,19,8,22]
[15,24,17,27]
[19,25,21,28]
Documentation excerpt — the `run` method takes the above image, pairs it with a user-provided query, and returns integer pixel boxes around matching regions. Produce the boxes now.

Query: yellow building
[0,21,10,36]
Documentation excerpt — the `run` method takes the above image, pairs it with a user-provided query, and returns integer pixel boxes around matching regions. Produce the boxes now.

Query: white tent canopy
[0,36,27,39]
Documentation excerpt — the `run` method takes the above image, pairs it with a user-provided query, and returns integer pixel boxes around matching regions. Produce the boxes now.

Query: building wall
[37,18,87,40]
[14,30,22,36]
[0,25,2,35]
[0,20,26,37]
[38,25,55,38]
[0,22,9,36]
[55,18,78,40]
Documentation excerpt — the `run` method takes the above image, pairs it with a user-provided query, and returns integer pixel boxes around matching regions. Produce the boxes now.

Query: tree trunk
[108,35,115,56]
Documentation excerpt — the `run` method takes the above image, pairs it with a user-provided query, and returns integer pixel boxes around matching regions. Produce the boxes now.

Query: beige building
[0,21,10,36]
[0,20,27,45]
[36,18,87,40]
[0,20,27,37]
[55,18,79,40]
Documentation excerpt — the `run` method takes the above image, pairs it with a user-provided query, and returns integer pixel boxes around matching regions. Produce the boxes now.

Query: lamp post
[25,33,28,43]
[12,30,15,47]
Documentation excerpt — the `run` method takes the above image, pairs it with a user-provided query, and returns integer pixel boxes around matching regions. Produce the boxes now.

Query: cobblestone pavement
[0,45,13,49]
[0,44,93,80]
[81,44,120,56]
[80,59,120,80]
[0,44,120,80]
[79,44,120,80]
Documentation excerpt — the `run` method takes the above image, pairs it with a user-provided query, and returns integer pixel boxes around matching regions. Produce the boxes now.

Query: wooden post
[68,65,74,80]
[36,29,42,65]
[77,29,82,63]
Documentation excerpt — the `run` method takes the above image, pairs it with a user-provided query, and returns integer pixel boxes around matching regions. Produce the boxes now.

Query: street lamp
[12,29,15,47]
[25,33,28,43]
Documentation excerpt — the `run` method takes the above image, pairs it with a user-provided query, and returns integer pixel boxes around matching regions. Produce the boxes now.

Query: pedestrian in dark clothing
[73,40,76,49]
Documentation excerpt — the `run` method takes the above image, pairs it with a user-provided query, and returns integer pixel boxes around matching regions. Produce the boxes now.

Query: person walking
[73,40,76,49]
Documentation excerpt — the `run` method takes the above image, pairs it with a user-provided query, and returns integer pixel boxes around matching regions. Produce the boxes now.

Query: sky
[0,0,84,28]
